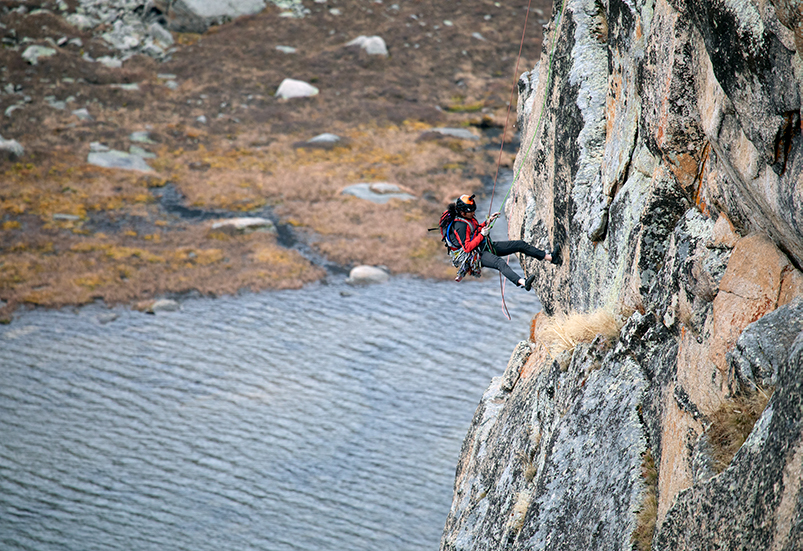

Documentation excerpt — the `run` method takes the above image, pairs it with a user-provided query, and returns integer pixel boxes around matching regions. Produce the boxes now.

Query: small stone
[129,131,155,143]
[88,149,154,172]
[97,312,118,324]
[148,22,174,47]
[45,96,67,110]
[111,83,139,91]
[341,183,415,204]
[428,127,480,140]
[66,13,97,30]
[22,45,57,65]
[96,56,122,68]
[129,146,156,159]
[276,45,297,54]
[345,35,388,56]
[346,265,390,285]
[5,104,23,117]
[472,32,486,41]
[196,115,207,124]
[210,217,276,235]
[0,135,24,160]
[52,213,81,221]
[165,80,179,90]
[275,78,319,99]
[308,133,340,143]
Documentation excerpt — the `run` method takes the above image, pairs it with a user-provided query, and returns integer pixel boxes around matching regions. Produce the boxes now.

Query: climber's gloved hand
[488,212,501,223]
[480,225,490,237]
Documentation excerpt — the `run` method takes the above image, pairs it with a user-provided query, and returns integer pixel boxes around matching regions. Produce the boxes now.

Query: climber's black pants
[480,240,546,285]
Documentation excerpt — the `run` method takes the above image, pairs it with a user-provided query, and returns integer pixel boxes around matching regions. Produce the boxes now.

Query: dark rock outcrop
[441,0,803,549]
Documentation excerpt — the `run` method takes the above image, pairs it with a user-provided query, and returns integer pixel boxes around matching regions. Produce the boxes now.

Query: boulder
[346,265,390,285]
[275,78,319,99]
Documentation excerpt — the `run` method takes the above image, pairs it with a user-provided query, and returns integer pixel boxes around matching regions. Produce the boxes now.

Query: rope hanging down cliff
[487,0,569,226]
[484,0,569,318]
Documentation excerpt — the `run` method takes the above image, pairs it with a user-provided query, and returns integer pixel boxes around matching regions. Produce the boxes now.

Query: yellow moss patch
[2,221,21,230]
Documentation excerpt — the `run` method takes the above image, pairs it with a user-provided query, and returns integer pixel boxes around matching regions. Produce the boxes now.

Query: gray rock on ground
[341,183,416,204]
[21,45,57,65]
[87,142,154,172]
[0,135,24,160]
[345,35,388,56]
[147,299,180,313]
[210,217,276,235]
[275,78,319,99]
[346,265,390,285]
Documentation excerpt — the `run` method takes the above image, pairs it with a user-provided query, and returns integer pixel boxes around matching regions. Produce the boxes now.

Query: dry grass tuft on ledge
[707,389,773,473]
[530,309,621,357]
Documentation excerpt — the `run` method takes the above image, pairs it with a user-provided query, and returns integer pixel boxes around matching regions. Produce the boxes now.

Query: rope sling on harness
[484,0,569,319]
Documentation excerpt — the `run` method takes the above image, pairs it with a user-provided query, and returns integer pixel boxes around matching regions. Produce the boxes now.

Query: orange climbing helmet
[455,194,476,213]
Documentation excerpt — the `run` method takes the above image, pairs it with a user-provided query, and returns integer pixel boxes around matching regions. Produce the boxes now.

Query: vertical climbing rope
[486,0,569,319]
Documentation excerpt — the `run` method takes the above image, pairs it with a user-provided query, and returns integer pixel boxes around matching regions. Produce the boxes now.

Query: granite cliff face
[441,0,803,549]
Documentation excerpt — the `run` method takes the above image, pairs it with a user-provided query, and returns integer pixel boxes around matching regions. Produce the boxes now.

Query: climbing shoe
[524,274,536,291]
[550,243,562,266]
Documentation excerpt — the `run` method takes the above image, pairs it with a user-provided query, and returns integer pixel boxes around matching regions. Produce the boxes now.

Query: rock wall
[441,0,803,549]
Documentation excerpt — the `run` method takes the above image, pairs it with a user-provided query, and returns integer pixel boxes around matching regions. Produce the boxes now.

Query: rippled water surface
[1,276,539,551]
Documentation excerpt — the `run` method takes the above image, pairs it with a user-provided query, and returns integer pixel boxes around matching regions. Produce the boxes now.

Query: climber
[437,194,562,288]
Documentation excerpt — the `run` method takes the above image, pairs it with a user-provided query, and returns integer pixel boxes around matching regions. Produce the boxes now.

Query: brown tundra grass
[708,389,773,473]
[530,309,621,357]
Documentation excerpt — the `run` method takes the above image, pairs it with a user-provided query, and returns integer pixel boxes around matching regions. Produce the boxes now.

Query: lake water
[0,274,540,551]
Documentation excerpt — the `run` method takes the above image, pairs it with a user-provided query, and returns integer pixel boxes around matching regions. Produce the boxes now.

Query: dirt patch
[0,0,551,319]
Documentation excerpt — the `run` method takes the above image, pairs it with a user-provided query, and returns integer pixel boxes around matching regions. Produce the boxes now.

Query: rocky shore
[0,0,551,319]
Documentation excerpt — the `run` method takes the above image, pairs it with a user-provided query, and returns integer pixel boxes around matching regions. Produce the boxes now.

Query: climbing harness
[484,0,569,319]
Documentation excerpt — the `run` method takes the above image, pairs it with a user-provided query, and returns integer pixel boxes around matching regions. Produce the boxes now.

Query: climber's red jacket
[446,217,487,253]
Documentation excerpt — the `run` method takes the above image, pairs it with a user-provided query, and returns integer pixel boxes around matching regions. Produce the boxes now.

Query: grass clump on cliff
[707,389,772,473]
[632,448,658,551]
[530,309,621,357]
